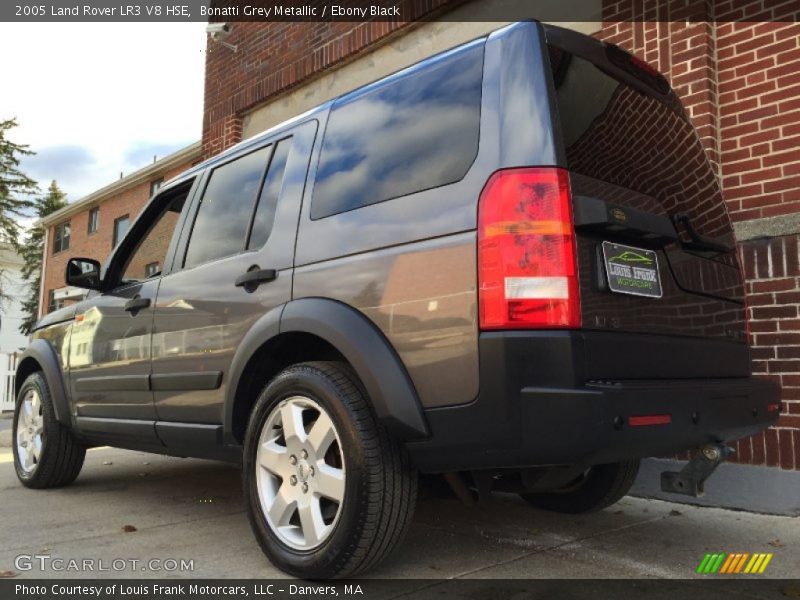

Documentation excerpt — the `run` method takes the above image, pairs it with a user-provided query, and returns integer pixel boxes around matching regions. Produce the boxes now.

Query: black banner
[2,0,799,22]
[4,579,800,600]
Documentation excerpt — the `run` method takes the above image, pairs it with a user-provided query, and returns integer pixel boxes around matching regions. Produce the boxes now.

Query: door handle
[124,296,151,313]
[235,267,277,291]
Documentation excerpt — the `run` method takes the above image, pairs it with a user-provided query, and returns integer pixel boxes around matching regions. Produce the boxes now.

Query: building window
[47,290,65,313]
[53,222,70,254]
[113,215,131,247]
[150,178,164,196]
[87,207,99,234]
[144,262,160,278]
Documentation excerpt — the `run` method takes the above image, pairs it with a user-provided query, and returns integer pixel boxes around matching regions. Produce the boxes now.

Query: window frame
[150,178,164,196]
[103,177,198,292]
[144,262,160,278]
[47,289,65,313]
[53,221,71,254]
[180,144,276,270]
[87,207,99,235]
[112,215,131,248]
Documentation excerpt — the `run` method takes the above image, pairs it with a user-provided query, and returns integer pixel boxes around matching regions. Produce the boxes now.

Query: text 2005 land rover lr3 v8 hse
[14,22,780,578]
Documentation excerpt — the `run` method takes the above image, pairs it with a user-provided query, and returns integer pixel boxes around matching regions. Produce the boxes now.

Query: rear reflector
[629,414,672,427]
[478,168,580,330]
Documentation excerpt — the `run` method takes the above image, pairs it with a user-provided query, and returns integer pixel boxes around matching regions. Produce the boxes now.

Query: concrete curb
[631,457,800,517]
[0,429,11,448]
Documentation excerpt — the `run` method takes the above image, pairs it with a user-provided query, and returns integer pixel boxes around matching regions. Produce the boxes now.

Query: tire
[520,460,640,514]
[243,361,417,579]
[13,372,86,489]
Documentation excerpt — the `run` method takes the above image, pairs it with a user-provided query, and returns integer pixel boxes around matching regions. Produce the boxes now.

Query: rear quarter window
[311,43,484,220]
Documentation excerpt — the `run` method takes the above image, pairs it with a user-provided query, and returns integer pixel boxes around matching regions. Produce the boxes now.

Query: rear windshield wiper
[671,213,733,254]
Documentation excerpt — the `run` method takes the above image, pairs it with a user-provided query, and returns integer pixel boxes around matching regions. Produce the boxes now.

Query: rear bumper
[406,331,780,472]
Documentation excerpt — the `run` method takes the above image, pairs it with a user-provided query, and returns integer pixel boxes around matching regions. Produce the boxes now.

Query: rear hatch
[543,25,747,354]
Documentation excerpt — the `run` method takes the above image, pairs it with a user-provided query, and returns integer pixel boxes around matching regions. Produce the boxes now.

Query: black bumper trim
[406,331,780,473]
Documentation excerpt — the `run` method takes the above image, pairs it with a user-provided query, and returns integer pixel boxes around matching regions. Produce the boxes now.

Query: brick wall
[202,3,800,469]
[600,2,800,469]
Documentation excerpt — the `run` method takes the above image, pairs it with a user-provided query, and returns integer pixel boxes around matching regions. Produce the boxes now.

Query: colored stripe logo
[697,552,773,574]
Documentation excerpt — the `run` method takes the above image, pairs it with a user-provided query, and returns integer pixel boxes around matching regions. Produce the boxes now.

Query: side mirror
[65,258,102,290]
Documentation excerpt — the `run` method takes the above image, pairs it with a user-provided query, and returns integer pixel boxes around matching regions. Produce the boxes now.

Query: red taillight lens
[478,167,580,330]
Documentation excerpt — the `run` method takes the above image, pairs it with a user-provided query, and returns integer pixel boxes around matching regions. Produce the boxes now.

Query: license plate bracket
[602,241,663,299]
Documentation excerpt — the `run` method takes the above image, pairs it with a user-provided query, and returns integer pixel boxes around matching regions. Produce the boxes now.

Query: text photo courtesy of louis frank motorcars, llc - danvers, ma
[0,0,799,598]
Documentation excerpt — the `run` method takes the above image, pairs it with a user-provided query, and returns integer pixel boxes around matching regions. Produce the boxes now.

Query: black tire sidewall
[243,365,372,578]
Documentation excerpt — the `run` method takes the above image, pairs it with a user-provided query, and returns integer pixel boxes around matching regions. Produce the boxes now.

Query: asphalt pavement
[0,446,797,584]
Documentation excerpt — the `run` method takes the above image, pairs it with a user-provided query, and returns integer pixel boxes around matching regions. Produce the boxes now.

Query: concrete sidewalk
[0,446,796,580]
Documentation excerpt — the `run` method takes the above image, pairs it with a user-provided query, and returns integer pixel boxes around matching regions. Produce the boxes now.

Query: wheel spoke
[298,498,327,546]
[307,412,336,455]
[268,485,296,526]
[259,440,289,477]
[316,464,345,502]
[22,444,34,470]
[32,434,43,461]
[280,403,307,443]
[19,400,32,428]
[30,392,41,420]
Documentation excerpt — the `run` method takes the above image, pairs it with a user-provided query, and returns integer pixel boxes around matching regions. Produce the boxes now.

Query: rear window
[548,47,734,248]
[311,43,484,220]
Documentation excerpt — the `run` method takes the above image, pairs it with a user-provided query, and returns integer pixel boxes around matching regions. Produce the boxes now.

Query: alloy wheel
[16,388,44,474]
[256,395,346,550]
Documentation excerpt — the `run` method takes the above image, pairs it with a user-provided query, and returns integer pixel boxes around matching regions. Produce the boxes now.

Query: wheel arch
[224,298,429,445]
[16,339,71,425]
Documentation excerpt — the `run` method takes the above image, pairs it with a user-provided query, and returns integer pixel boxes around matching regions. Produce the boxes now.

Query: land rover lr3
[14,22,780,578]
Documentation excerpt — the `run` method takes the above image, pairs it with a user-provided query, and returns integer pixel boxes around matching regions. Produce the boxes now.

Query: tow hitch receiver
[660,444,734,497]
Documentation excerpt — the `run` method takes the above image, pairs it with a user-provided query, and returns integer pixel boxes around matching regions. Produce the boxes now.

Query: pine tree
[0,118,38,249]
[19,181,67,335]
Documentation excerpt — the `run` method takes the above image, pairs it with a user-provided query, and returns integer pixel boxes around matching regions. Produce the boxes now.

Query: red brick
[779,429,795,469]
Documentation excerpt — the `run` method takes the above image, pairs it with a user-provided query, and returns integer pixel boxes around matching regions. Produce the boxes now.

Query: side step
[660,444,734,497]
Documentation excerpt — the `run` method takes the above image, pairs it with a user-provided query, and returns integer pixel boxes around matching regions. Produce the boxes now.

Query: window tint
[113,215,130,247]
[53,222,70,253]
[248,137,291,250]
[183,147,270,269]
[119,187,190,283]
[548,47,734,246]
[311,43,484,219]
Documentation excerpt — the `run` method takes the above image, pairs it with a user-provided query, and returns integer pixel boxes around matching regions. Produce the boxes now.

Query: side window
[311,43,484,219]
[183,146,271,269]
[118,183,192,284]
[248,137,291,250]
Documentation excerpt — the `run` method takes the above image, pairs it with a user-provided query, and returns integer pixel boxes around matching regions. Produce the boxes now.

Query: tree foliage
[19,181,67,334]
[0,118,37,249]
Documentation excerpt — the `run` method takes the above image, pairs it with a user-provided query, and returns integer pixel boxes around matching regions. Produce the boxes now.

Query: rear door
[544,26,746,349]
[149,121,317,430]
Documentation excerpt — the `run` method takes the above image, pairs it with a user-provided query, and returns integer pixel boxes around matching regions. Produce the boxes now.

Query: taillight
[478,167,580,330]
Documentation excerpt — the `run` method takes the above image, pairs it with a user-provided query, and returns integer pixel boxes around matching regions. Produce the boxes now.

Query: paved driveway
[0,446,797,581]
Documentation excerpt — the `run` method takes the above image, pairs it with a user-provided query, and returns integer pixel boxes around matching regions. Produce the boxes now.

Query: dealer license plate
[602,241,663,299]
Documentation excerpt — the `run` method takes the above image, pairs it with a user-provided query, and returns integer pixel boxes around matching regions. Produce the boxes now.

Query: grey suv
[14,22,779,578]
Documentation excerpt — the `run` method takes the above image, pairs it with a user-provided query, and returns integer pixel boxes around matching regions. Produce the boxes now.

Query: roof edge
[39,141,202,227]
